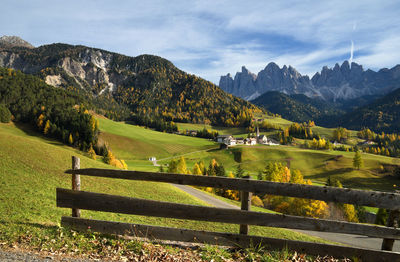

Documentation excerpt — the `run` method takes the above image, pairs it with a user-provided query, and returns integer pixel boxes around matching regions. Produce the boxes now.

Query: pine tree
[168,159,178,173]
[353,151,363,170]
[236,164,245,178]
[0,104,11,123]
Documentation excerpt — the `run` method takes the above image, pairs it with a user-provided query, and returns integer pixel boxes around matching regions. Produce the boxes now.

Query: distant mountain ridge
[220,61,400,101]
[251,91,342,123]
[335,87,400,133]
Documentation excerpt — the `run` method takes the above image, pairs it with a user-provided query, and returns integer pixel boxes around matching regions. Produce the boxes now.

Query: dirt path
[173,184,400,251]
[0,248,87,261]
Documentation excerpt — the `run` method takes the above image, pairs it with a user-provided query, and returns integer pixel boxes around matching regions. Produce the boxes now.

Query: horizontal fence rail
[59,157,400,261]
[62,216,400,262]
[65,168,400,209]
[56,188,400,239]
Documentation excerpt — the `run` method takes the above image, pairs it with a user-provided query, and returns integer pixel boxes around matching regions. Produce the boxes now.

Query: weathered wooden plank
[382,210,400,251]
[240,176,252,235]
[56,188,400,239]
[61,216,400,262]
[71,156,80,218]
[64,168,400,209]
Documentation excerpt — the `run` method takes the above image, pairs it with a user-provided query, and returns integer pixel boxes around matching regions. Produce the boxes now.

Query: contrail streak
[349,40,354,65]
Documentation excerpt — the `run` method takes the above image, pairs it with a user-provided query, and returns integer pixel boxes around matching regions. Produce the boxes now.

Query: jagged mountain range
[220,61,400,101]
[0,36,259,126]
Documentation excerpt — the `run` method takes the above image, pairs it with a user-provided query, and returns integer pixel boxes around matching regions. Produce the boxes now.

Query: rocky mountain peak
[341,61,350,72]
[333,63,340,72]
[265,62,280,71]
[0,35,34,49]
[220,60,400,102]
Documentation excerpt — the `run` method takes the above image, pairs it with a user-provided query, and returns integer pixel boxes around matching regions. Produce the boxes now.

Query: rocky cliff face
[0,40,130,95]
[220,61,400,101]
[0,36,259,126]
[0,35,34,49]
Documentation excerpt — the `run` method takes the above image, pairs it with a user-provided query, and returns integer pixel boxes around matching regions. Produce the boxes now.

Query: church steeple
[256,122,259,137]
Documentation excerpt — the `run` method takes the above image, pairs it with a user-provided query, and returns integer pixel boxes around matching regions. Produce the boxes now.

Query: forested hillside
[0,43,261,127]
[0,67,98,150]
[337,88,400,133]
[251,91,340,122]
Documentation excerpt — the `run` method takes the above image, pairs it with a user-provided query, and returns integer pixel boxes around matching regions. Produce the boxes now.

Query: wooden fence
[57,156,400,261]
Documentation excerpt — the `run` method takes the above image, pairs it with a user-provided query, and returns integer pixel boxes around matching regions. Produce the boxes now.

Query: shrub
[251,195,264,207]
[375,208,388,225]
[233,149,242,163]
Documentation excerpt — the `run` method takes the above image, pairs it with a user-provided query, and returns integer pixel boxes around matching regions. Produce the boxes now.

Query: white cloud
[1,0,400,83]
[357,36,400,70]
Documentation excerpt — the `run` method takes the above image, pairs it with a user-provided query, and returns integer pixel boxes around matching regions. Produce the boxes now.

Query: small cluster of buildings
[216,134,279,147]
[216,126,279,147]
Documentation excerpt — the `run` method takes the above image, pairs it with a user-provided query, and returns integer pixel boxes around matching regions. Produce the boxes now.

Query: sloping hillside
[337,88,400,132]
[251,91,339,122]
[0,121,323,248]
[0,42,260,126]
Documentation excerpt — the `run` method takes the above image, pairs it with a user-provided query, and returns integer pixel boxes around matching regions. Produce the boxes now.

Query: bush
[233,149,242,163]
[375,208,388,225]
[251,195,264,207]
[0,104,11,123]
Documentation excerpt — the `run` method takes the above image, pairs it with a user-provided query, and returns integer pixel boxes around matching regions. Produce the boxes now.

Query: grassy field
[157,144,398,191]
[97,118,218,170]
[0,121,329,254]
[176,122,248,135]
[96,118,399,192]
[177,115,355,141]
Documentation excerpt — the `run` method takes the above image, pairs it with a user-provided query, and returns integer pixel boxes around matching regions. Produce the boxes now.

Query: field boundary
[57,156,400,261]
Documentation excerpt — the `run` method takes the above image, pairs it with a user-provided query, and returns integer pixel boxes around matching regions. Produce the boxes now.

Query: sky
[1,0,400,83]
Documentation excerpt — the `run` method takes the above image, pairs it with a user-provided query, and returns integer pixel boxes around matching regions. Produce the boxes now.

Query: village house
[187,130,198,136]
[244,137,257,145]
[266,138,280,146]
[216,135,233,143]
[224,136,237,146]
[236,137,244,145]
[363,140,375,145]
[257,134,268,144]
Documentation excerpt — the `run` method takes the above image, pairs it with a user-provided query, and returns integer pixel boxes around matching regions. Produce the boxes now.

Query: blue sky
[2,0,400,83]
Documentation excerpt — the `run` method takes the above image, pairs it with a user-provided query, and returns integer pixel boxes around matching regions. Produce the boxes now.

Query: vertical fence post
[72,156,81,218]
[381,210,400,251]
[239,175,252,235]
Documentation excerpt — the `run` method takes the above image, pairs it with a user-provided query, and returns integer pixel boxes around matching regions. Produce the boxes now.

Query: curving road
[173,184,400,252]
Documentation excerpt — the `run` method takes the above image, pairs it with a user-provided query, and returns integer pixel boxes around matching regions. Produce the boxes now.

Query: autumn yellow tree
[177,156,189,174]
[43,120,51,135]
[68,133,73,145]
[88,145,96,160]
[192,163,202,175]
[37,114,45,129]
[261,166,329,219]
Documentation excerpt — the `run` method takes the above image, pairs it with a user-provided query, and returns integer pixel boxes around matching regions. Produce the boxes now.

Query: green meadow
[0,121,327,252]
[96,118,399,192]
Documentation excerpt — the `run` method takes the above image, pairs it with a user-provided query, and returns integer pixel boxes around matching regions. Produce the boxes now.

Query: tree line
[0,68,98,151]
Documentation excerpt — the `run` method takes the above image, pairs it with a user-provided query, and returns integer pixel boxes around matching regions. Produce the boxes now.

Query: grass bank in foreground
[0,122,332,260]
